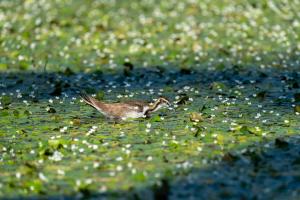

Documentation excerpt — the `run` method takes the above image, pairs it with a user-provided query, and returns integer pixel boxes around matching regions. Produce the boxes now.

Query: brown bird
[80,92,171,120]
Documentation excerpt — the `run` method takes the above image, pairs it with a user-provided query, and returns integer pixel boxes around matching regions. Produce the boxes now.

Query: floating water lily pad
[1,1,300,198]
[190,112,203,122]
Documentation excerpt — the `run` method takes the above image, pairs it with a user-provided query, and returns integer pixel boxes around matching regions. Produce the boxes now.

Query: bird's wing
[80,92,106,111]
[122,100,148,112]
[123,100,148,106]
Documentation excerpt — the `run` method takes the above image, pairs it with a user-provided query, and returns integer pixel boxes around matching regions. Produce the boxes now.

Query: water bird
[80,92,171,120]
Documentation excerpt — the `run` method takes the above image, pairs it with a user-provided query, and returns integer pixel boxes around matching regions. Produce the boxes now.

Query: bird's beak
[166,101,171,107]
[166,102,173,111]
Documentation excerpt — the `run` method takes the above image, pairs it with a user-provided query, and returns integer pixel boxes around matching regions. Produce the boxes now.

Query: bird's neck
[144,100,162,115]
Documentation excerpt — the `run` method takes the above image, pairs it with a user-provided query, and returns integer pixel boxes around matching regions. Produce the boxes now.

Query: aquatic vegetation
[0,0,300,198]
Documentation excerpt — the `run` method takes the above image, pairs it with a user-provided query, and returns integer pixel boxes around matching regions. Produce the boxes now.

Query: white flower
[16,172,21,179]
[262,132,267,137]
[38,172,48,182]
[116,165,123,171]
[131,168,137,174]
[60,126,68,133]
[127,162,133,168]
[146,123,151,128]
[255,113,261,119]
[93,162,100,168]
[49,151,63,162]
[92,126,98,129]
[79,148,84,153]
[116,157,123,161]
[76,180,81,186]
[100,186,107,193]
[57,169,65,175]
[125,149,131,154]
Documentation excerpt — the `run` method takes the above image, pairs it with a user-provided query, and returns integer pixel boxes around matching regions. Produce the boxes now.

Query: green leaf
[39,148,53,157]
[0,63,7,70]
[48,139,65,149]
[150,115,162,122]
[24,110,31,116]
[96,90,105,100]
[0,110,9,117]
[16,129,27,134]
[70,118,81,126]
[19,61,29,70]
[13,110,20,117]
[190,112,203,122]
[133,172,146,182]
[1,95,12,106]
[210,82,226,90]
[240,126,255,134]
[25,179,43,193]
[295,105,300,113]
[164,86,173,92]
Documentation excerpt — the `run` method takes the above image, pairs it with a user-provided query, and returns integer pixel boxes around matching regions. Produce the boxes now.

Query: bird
[80,92,171,120]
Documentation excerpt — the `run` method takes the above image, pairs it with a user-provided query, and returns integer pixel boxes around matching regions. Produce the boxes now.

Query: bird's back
[103,101,147,119]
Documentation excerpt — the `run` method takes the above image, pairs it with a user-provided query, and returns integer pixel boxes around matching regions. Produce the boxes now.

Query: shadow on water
[169,135,300,200]
[0,64,299,103]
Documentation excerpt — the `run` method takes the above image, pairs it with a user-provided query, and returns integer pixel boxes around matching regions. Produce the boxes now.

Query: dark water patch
[170,136,300,200]
[0,66,299,103]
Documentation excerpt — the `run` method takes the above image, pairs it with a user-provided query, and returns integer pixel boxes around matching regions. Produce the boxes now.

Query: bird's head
[157,97,171,107]
[144,97,171,116]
